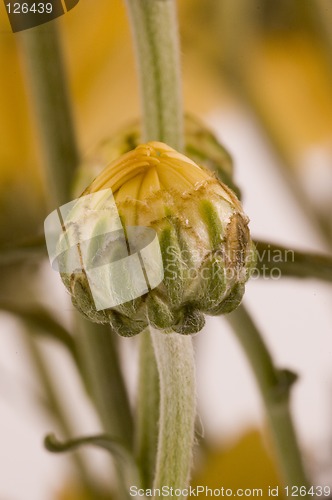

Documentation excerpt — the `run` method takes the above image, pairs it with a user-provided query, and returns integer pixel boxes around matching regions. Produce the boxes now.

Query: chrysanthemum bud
[60,141,255,336]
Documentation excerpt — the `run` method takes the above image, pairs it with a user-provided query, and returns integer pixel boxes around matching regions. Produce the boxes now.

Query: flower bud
[62,141,255,336]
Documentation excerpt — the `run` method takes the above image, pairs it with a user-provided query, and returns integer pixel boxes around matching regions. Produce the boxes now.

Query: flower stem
[136,328,160,488]
[125,0,194,493]
[18,22,79,206]
[227,305,310,491]
[125,0,183,150]
[151,328,196,498]
[77,319,134,500]
[77,319,134,449]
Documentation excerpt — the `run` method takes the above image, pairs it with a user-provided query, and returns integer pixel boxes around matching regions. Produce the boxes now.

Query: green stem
[77,318,134,449]
[254,240,332,282]
[76,318,134,500]
[23,331,97,497]
[18,20,133,499]
[125,0,194,493]
[151,328,196,498]
[18,22,79,206]
[226,305,309,491]
[136,328,160,489]
[125,0,183,150]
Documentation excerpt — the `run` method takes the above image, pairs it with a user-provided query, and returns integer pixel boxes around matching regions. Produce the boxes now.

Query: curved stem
[125,0,183,150]
[226,305,309,491]
[136,328,160,488]
[151,328,196,498]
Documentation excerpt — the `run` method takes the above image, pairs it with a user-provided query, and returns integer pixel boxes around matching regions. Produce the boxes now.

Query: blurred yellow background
[1,1,332,498]
[1,0,332,244]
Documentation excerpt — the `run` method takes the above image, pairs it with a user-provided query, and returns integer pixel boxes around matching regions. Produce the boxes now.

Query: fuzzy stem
[125,0,193,493]
[18,22,79,206]
[227,305,310,491]
[136,328,160,488]
[151,328,196,498]
[125,0,183,150]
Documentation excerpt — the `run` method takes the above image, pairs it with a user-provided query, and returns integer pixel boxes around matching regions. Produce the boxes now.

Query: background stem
[227,305,309,491]
[18,19,133,499]
[151,329,196,499]
[77,319,133,448]
[18,22,79,206]
[76,319,133,500]
[23,330,97,497]
[136,328,160,488]
[125,0,183,150]
[254,240,332,282]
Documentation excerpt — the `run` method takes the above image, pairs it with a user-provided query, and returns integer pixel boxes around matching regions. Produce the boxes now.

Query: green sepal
[108,310,147,338]
[172,306,205,335]
[114,296,145,322]
[199,199,224,249]
[195,251,227,314]
[209,283,245,315]
[69,272,110,324]
[147,292,176,329]
[159,221,185,307]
